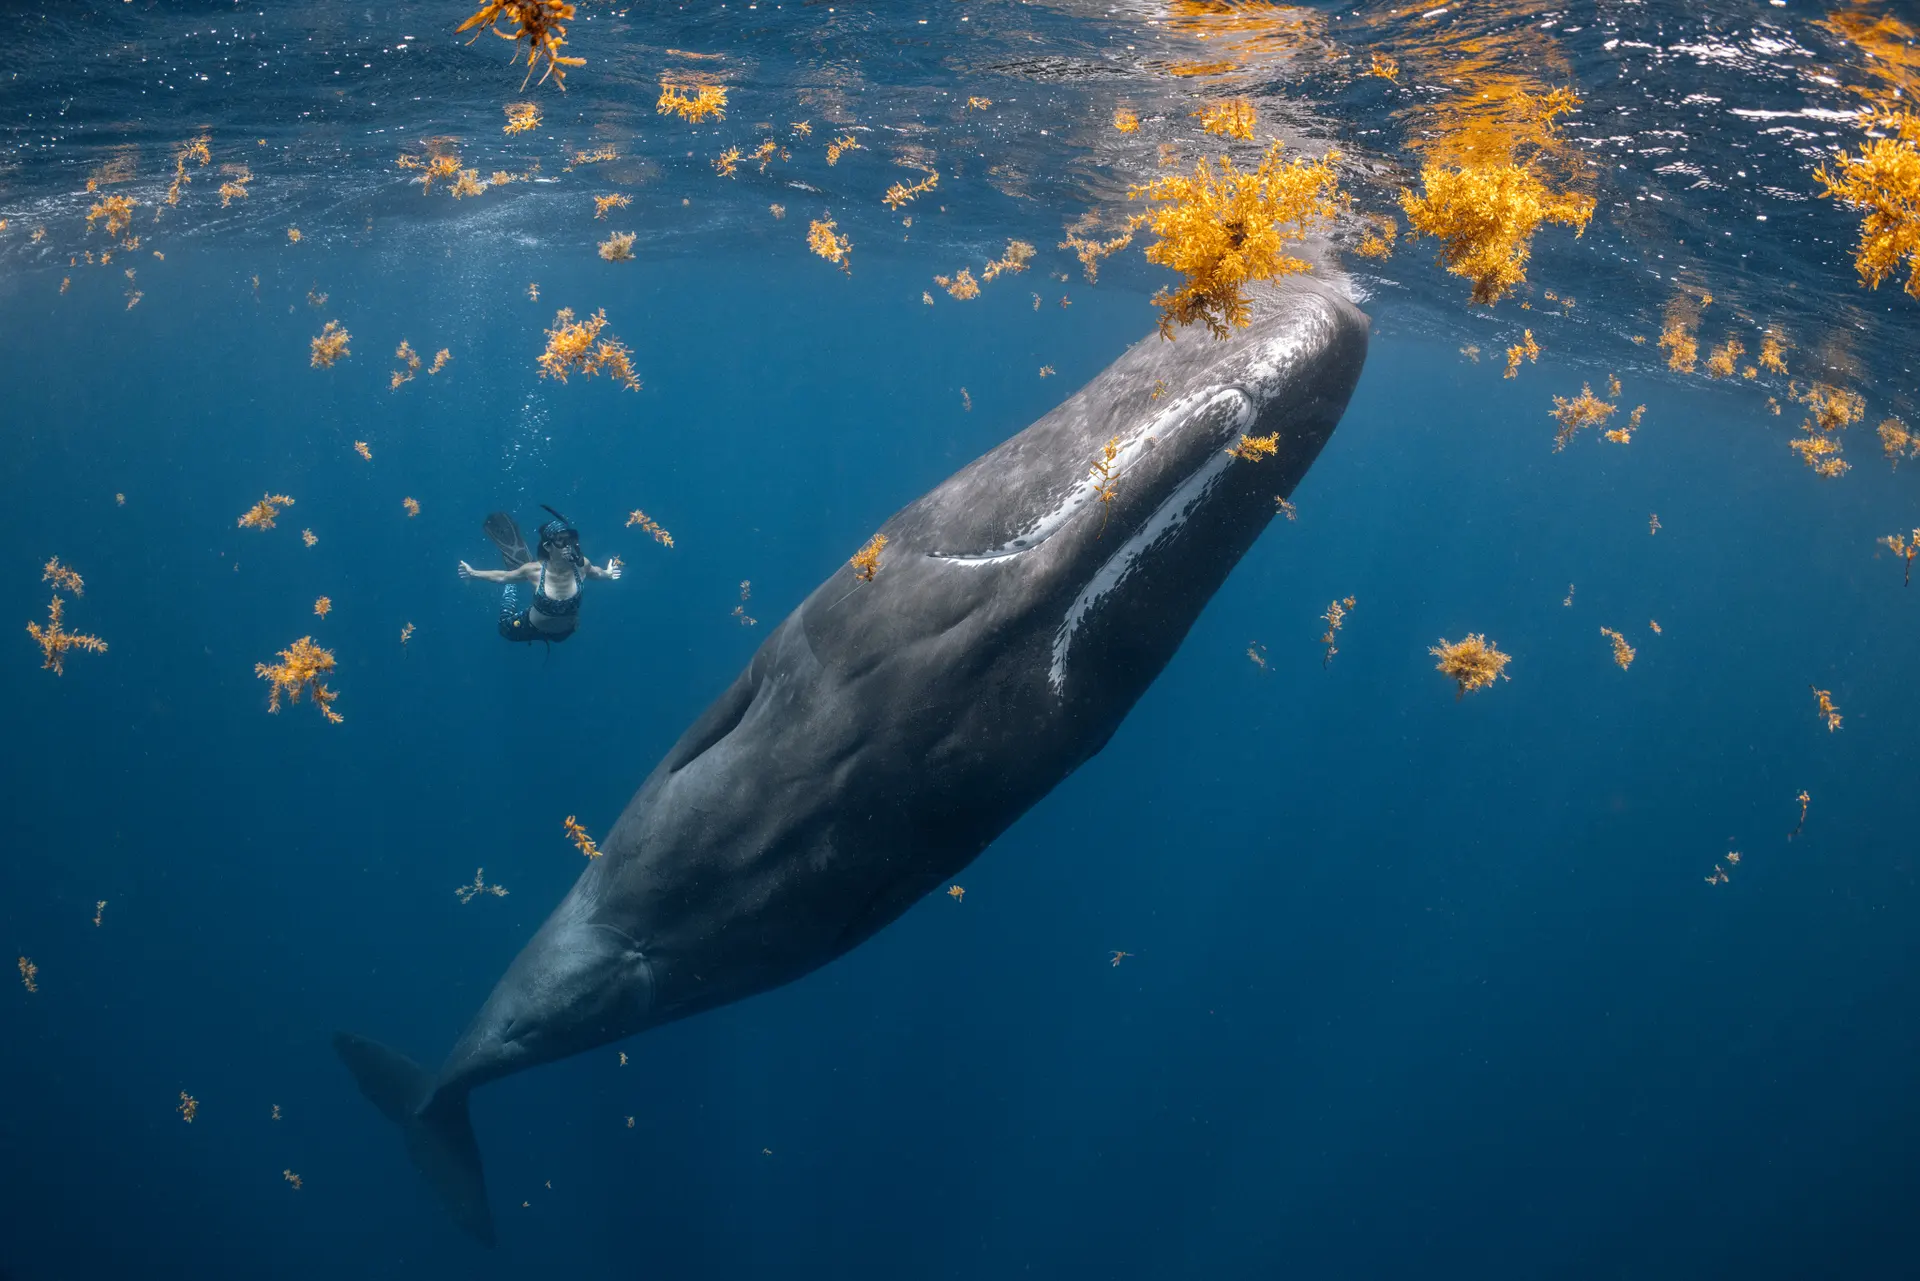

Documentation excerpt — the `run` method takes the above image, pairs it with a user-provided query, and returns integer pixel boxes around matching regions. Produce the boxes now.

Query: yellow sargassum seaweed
[1399,89,1593,305]
[255,636,343,723]
[1815,111,1920,300]
[1129,140,1341,339]
[458,1,584,91]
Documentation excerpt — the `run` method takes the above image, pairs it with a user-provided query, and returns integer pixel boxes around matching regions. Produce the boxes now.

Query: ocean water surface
[4,2,1919,1278]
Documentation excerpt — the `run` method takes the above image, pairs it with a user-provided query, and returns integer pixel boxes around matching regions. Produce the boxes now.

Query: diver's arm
[584,560,623,581]
[459,561,537,583]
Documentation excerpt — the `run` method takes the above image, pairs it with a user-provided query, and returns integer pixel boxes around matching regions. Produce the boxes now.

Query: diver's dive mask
[536,505,584,568]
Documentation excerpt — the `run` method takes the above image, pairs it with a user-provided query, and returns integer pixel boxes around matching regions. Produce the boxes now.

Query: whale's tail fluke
[333,1032,496,1247]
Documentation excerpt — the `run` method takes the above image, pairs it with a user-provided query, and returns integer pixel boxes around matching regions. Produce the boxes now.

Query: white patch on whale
[932,387,1252,564]
[1048,389,1255,692]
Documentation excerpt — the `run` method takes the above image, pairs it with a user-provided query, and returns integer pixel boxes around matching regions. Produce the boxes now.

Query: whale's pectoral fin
[333,1031,496,1248]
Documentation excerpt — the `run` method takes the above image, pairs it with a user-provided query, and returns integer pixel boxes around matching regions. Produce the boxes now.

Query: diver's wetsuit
[499,565,579,644]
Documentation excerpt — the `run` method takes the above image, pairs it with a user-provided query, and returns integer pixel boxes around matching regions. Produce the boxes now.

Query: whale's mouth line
[927,383,1257,565]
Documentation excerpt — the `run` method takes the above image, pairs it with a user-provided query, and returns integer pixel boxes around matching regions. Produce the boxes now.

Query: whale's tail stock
[333,1032,496,1247]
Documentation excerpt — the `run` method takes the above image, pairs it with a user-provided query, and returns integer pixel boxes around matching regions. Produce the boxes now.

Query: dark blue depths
[2,248,1918,1281]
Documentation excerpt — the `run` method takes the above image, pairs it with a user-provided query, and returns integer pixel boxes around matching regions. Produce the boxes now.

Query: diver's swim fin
[482,512,531,570]
[332,1032,496,1247]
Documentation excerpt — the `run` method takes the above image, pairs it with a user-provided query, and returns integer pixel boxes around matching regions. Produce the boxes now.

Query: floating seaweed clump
[504,102,541,134]
[826,135,864,166]
[850,533,888,582]
[808,217,853,273]
[626,509,674,548]
[1398,90,1594,305]
[593,193,630,219]
[27,596,107,675]
[981,240,1036,282]
[458,1,584,91]
[255,636,343,723]
[1113,107,1141,134]
[598,232,636,261]
[1059,212,1145,285]
[1814,110,1920,300]
[537,308,641,390]
[657,81,727,123]
[311,321,351,369]
[1430,634,1511,698]
[1503,329,1538,378]
[1354,217,1396,260]
[1549,383,1614,451]
[42,557,84,596]
[1129,140,1341,339]
[1226,433,1279,461]
[1600,627,1636,670]
[1810,685,1842,733]
[86,195,136,238]
[564,815,601,858]
[1705,336,1745,379]
[1879,416,1918,465]
[1320,596,1355,667]
[238,494,295,530]
[1195,99,1257,141]
[934,268,980,300]
[883,171,939,210]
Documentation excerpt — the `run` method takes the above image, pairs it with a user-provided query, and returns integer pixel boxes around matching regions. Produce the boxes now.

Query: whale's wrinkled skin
[334,277,1369,1245]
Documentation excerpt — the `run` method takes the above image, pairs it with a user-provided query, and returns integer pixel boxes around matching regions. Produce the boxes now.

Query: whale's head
[438,911,654,1090]
[853,276,1368,702]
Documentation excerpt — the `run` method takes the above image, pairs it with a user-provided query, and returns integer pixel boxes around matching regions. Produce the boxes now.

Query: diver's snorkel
[537,504,586,571]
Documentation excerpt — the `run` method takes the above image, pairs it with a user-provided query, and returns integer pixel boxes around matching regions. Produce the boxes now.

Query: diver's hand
[457,560,474,579]
[605,559,623,581]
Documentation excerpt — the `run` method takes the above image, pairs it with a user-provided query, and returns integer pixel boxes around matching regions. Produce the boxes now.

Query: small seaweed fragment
[284,1170,303,1190]
[807,217,853,273]
[177,1092,198,1123]
[430,349,452,375]
[1881,529,1920,586]
[1246,641,1269,671]
[1548,383,1616,451]
[826,134,864,166]
[217,165,253,207]
[1705,336,1745,379]
[1658,318,1698,373]
[1319,596,1355,667]
[1354,216,1397,260]
[981,240,1036,282]
[712,147,742,178]
[86,194,136,238]
[166,135,210,206]
[1089,436,1122,534]
[1758,329,1789,374]
[537,308,641,389]
[1110,950,1132,967]
[1648,620,1662,635]
[313,597,332,619]
[1058,211,1146,285]
[1195,99,1257,141]
[850,533,888,582]
[1502,330,1539,378]
[1788,790,1811,841]
[1226,432,1279,461]
[769,203,786,221]
[1810,685,1842,733]
[402,497,420,519]
[93,900,105,927]
[527,282,540,300]
[255,636,344,723]
[1129,140,1341,340]
[354,441,373,461]
[626,509,674,547]
[456,1,585,92]
[448,169,486,199]
[593,193,630,219]
[883,171,939,210]
[42,557,84,596]
[1814,110,1920,300]
[238,494,295,530]
[1113,107,1141,133]
[598,231,636,261]
[505,102,541,134]
[1275,496,1297,520]
[733,580,757,627]
[965,97,993,112]
[1878,416,1918,466]
[934,268,980,300]
[1430,634,1511,698]
[1599,627,1636,670]
[1603,405,1646,446]
[1649,513,1661,535]
[656,81,727,123]
[960,387,972,411]
[1038,365,1056,378]
[455,868,510,903]
[563,815,601,858]
[1366,52,1400,80]
[18,956,38,993]
[310,320,351,369]
[946,885,965,902]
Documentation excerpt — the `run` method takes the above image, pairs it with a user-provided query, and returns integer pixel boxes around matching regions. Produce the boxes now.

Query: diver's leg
[498,608,539,643]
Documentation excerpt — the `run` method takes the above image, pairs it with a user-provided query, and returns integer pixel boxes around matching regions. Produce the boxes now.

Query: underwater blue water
[7,0,1920,1274]
[5,237,1920,1279]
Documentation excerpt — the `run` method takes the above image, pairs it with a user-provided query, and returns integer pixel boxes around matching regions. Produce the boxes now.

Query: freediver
[457,506,621,644]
